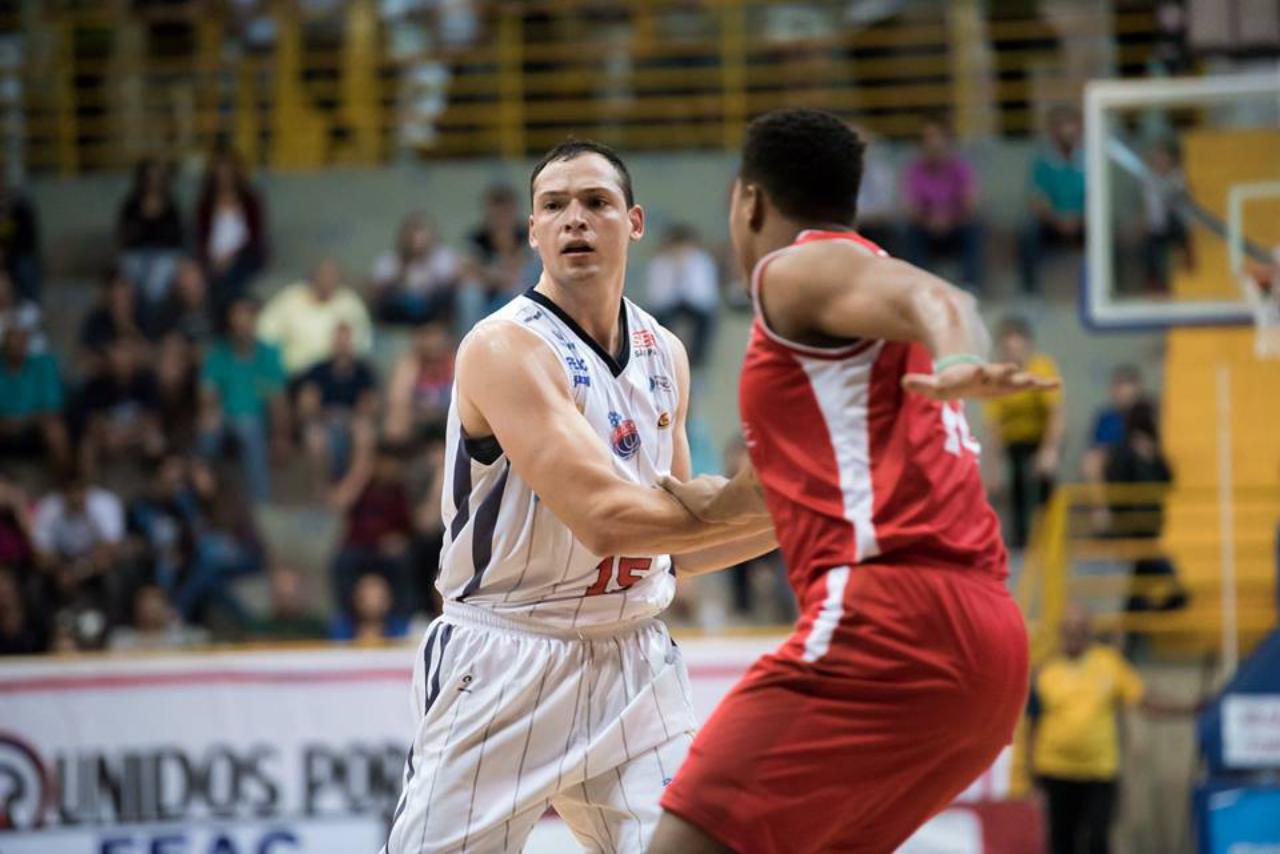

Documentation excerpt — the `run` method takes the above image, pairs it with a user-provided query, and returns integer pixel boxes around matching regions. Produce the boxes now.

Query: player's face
[530,154,643,287]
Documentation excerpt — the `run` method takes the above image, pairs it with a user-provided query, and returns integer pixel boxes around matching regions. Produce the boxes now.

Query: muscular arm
[762,241,1057,400]
[456,321,766,558]
[764,241,989,358]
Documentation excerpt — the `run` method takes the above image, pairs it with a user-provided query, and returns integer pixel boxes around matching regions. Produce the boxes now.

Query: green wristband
[933,353,987,373]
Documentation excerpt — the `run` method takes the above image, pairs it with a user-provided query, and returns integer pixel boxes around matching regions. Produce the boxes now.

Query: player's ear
[527,212,537,249]
[746,183,766,233]
[628,204,645,242]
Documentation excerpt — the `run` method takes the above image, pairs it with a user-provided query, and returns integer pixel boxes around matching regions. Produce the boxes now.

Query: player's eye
[590,196,608,209]
[543,200,562,211]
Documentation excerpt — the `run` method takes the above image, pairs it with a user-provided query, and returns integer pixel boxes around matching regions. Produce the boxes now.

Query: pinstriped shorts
[382,604,697,854]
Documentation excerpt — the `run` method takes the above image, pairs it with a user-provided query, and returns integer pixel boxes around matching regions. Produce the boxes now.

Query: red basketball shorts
[661,563,1029,854]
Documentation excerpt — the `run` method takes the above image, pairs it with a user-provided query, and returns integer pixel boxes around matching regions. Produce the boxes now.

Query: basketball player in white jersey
[382,140,777,854]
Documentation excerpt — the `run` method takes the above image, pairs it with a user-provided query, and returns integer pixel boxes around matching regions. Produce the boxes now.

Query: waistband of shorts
[442,599,658,641]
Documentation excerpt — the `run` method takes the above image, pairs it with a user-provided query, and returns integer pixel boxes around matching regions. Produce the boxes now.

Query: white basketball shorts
[382,601,697,854]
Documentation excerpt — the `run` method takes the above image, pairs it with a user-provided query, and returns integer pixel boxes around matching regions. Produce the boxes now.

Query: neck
[751,218,850,271]
[534,270,626,356]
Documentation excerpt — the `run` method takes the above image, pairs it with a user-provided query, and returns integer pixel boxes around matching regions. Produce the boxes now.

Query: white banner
[1223,694,1280,769]
[0,634,1012,853]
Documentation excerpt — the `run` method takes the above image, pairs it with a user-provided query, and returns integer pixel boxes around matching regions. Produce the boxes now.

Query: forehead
[533,153,626,199]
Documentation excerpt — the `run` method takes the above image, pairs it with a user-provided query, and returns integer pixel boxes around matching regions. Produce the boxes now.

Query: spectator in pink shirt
[903,115,984,292]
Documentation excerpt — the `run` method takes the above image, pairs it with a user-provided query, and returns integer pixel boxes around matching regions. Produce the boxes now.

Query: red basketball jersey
[740,229,1007,614]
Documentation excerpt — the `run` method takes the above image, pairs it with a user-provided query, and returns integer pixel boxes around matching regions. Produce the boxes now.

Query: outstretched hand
[902,362,1061,401]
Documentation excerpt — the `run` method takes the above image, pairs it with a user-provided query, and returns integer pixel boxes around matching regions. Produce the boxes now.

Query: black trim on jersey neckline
[524,287,631,377]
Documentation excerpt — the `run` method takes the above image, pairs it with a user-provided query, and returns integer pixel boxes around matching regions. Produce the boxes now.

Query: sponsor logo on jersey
[649,375,672,393]
[573,374,591,388]
[565,355,588,373]
[657,411,671,429]
[633,329,659,357]
[608,411,642,459]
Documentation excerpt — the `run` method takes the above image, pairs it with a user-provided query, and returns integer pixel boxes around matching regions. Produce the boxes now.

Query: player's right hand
[902,362,1061,401]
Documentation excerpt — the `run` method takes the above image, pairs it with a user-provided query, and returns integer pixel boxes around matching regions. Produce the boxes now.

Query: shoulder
[458,316,561,381]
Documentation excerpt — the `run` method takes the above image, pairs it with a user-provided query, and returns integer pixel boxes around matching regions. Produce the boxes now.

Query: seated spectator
[74,336,165,476]
[371,213,461,325]
[1141,139,1193,292]
[297,321,378,485]
[0,568,45,655]
[197,298,289,502]
[155,332,201,453]
[1018,105,1086,294]
[903,115,983,292]
[79,266,146,360]
[128,454,198,592]
[853,128,899,254]
[257,257,373,379]
[108,583,209,651]
[118,158,186,314]
[0,472,36,575]
[196,148,267,321]
[385,321,454,445]
[250,566,327,641]
[145,258,214,344]
[1082,364,1143,485]
[32,470,127,617]
[329,440,415,624]
[983,316,1064,548]
[0,171,41,302]
[0,268,46,354]
[0,327,69,468]
[1104,401,1185,613]
[170,459,266,627]
[461,184,537,329]
[646,224,719,368]
[331,572,409,643]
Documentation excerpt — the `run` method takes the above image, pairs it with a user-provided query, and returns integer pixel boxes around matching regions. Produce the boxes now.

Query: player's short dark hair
[739,108,865,226]
[529,139,635,208]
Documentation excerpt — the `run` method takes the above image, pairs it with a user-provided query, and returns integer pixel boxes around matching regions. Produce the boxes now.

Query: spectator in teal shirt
[1018,105,1086,294]
[0,327,69,468]
[197,298,288,501]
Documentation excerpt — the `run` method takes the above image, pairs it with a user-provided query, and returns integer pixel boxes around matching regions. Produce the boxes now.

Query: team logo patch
[608,411,642,459]
[657,411,671,429]
[649,375,672,393]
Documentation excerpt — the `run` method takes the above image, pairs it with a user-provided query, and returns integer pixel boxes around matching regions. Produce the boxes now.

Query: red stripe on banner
[0,663,753,694]
[0,668,414,694]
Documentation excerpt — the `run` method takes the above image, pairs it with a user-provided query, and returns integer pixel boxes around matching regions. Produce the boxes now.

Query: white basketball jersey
[436,289,682,630]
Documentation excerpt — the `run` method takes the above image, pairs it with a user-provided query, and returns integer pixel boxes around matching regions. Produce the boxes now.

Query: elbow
[576,520,620,558]
[573,497,625,557]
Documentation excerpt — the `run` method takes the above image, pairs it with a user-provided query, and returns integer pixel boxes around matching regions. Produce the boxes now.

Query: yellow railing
[9,0,1159,173]
[1019,482,1279,664]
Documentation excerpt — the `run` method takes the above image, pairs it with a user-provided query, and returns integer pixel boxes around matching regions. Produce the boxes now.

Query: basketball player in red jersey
[649,109,1059,854]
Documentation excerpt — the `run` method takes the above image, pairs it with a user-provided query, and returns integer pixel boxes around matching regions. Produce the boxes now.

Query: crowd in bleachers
[0,102,1194,656]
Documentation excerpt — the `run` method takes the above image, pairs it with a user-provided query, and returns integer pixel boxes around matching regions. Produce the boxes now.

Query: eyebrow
[535,185,620,201]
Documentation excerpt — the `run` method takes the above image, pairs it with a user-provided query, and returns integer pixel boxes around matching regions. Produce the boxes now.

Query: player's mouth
[561,240,596,256]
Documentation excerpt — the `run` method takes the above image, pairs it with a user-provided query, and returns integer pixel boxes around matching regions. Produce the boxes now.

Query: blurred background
[0,1,1277,852]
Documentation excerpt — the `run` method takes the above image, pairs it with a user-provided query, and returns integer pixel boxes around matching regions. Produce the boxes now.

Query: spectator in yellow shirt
[1028,605,1195,854]
[984,316,1063,547]
[257,258,373,379]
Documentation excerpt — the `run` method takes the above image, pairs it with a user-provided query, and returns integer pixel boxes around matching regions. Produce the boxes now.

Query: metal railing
[1018,482,1279,666]
[8,0,1159,174]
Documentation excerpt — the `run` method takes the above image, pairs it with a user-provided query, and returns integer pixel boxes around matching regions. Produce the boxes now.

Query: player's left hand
[902,362,1061,401]
[659,474,734,522]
